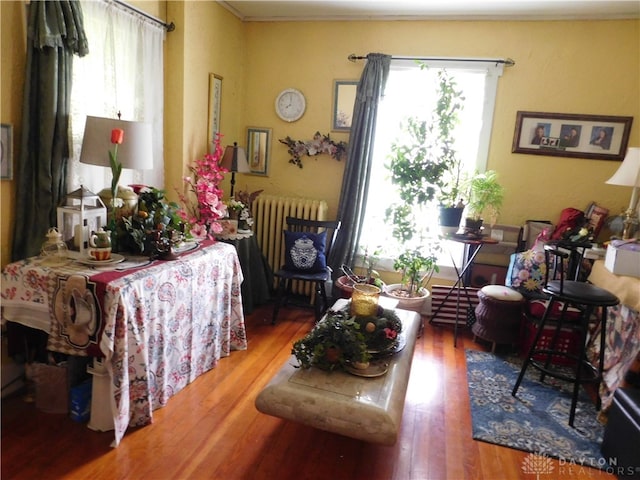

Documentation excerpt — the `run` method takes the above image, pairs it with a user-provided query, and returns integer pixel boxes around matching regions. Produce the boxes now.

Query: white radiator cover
[251,194,328,294]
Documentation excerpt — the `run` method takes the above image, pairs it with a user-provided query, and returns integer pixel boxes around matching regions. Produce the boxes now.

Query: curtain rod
[348,54,515,67]
[114,1,175,32]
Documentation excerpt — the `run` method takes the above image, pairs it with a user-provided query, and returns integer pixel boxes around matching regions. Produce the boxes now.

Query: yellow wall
[1,2,639,269]
[0,1,27,268]
[239,19,640,224]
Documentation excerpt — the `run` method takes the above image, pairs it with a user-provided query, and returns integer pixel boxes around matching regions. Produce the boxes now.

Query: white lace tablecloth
[1,240,247,446]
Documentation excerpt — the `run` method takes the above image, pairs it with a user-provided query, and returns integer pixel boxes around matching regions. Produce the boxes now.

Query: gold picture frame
[208,73,223,150]
[246,127,271,176]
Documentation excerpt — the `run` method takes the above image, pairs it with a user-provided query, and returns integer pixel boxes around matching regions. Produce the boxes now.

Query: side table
[217,232,272,313]
[430,235,499,347]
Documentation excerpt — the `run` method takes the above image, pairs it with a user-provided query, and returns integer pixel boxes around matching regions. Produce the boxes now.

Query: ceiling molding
[217,1,640,22]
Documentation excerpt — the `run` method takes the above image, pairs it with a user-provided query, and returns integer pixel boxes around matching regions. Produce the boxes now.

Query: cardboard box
[604,244,640,278]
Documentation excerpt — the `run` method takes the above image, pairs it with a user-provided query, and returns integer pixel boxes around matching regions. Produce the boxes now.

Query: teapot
[90,228,112,249]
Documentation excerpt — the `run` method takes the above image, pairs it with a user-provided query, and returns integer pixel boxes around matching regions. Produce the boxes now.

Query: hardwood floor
[2,304,614,480]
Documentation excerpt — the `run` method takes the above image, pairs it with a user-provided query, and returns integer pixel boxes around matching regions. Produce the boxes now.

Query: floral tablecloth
[1,240,247,446]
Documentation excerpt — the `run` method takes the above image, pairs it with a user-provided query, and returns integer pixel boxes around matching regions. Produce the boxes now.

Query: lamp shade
[79,116,153,170]
[220,143,250,173]
[606,147,640,187]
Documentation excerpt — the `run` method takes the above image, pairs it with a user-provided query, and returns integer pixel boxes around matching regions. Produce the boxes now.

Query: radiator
[430,285,480,325]
[252,194,328,294]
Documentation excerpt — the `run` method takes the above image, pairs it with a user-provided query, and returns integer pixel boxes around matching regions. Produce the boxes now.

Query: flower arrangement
[291,304,402,371]
[279,131,348,168]
[176,135,228,239]
[120,187,182,254]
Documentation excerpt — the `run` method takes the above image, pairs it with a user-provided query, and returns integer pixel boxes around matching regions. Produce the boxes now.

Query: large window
[358,59,505,279]
[68,0,165,195]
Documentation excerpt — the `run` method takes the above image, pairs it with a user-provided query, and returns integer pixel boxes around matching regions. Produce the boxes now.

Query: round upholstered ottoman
[472,285,525,352]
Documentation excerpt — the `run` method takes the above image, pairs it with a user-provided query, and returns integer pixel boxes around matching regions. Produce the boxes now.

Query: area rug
[465,349,608,469]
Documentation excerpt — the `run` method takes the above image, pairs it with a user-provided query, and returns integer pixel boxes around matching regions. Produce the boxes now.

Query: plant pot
[464,218,484,235]
[439,206,464,235]
[383,283,430,313]
[335,275,385,299]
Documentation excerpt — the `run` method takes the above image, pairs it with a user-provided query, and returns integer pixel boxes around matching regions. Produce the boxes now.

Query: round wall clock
[275,88,306,122]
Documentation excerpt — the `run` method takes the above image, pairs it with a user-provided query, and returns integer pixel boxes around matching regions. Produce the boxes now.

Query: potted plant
[336,245,384,298]
[384,247,440,312]
[463,170,505,234]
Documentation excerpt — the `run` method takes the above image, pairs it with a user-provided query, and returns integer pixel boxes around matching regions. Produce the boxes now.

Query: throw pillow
[506,250,547,296]
[284,230,327,273]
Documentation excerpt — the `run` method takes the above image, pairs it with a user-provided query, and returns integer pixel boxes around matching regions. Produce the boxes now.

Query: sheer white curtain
[69,0,165,194]
[358,59,505,279]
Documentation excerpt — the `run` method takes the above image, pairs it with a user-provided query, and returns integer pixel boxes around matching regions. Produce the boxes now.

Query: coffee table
[255,299,420,445]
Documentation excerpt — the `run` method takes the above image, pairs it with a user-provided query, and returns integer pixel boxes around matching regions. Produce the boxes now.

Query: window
[358,59,505,279]
[68,0,165,195]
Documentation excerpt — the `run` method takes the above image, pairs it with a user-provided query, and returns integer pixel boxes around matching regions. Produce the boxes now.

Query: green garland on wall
[279,131,348,168]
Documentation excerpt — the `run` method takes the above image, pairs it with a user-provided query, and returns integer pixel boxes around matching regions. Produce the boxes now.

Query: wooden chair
[271,217,341,324]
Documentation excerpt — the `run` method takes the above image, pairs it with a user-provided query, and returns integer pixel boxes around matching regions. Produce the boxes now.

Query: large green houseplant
[382,68,463,306]
[386,68,467,241]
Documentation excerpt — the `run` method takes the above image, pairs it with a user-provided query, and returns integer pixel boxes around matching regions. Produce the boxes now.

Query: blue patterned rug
[465,349,607,469]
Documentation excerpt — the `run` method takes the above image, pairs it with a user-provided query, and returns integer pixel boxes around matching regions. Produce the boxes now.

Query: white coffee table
[255,299,420,445]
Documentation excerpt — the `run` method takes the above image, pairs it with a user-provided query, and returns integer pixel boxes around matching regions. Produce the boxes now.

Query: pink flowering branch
[176,135,228,239]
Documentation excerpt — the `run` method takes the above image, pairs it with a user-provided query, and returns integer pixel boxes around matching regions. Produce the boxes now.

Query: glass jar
[40,227,68,265]
[350,284,381,317]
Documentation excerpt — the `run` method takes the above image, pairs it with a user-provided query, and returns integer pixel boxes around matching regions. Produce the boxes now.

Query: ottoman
[472,285,525,352]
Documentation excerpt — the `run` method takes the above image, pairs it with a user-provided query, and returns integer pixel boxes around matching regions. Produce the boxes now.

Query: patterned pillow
[283,231,327,273]
[506,250,547,296]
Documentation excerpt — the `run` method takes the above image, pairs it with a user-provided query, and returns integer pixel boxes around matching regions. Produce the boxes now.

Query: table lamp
[606,147,640,239]
[80,115,153,213]
[220,142,250,198]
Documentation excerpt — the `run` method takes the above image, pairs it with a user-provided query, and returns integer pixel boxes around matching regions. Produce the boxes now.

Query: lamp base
[622,209,639,240]
[98,186,138,220]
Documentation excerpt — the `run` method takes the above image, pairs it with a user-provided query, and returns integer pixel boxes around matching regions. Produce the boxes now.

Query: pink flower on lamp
[177,134,228,240]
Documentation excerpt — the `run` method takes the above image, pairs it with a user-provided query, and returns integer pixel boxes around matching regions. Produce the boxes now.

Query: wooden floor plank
[1,303,614,480]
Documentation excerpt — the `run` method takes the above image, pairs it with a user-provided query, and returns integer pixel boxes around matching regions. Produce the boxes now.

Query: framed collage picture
[512,111,633,161]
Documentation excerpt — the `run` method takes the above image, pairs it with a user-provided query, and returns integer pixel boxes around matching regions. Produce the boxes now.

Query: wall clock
[275,88,306,122]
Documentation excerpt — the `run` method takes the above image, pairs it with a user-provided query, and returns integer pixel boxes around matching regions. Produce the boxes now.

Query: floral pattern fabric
[1,241,247,446]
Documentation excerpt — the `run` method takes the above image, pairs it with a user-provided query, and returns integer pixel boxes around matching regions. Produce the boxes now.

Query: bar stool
[511,244,619,427]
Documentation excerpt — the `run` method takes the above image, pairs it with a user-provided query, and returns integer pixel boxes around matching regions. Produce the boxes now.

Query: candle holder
[350,284,381,317]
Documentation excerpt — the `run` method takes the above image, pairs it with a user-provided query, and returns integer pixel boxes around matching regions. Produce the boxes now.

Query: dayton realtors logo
[522,452,639,478]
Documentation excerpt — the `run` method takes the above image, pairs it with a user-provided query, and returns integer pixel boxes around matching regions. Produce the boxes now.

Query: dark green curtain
[11,0,88,261]
[328,53,391,275]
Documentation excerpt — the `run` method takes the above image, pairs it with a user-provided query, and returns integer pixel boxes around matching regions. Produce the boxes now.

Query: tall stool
[473,285,525,352]
[511,244,619,426]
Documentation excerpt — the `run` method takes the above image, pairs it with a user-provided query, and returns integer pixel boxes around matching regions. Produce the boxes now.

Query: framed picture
[246,127,271,176]
[208,73,223,149]
[512,111,633,161]
[1,124,13,180]
[332,80,358,131]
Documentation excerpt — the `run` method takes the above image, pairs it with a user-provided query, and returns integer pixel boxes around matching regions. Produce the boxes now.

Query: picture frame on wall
[246,127,271,176]
[1,124,13,180]
[332,80,358,131]
[208,73,223,150]
[512,111,633,161]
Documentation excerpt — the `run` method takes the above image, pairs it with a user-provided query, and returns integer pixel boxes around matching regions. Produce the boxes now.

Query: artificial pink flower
[176,134,228,239]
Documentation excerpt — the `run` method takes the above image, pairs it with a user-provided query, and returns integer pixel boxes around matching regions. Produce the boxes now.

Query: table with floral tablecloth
[1,240,247,446]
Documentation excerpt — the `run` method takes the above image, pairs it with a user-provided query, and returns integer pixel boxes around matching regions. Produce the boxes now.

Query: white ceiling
[219,0,640,22]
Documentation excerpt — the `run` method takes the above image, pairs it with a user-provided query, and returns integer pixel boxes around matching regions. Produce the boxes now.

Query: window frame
[357,58,506,281]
